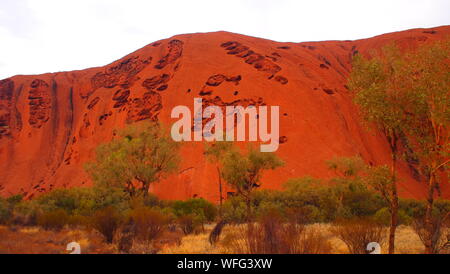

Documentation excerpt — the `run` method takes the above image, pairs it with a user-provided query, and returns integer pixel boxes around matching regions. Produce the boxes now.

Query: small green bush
[399,199,425,218]
[35,187,129,216]
[221,176,390,224]
[0,194,24,225]
[374,207,412,226]
[10,200,40,226]
[282,177,340,221]
[340,182,386,218]
[6,194,23,206]
[434,199,450,217]
[171,198,217,222]
[222,196,248,223]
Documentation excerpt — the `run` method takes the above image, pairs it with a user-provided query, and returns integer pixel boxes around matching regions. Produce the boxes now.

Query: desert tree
[363,165,394,205]
[220,145,284,221]
[326,156,366,180]
[401,39,450,253]
[326,156,367,211]
[349,39,450,253]
[85,121,180,199]
[327,156,397,219]
[348,45,412,253]
[204,140,234,216]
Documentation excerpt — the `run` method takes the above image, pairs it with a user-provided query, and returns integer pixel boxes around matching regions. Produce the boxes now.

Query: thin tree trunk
[143,181,150,199]
[125,180,136,198]
[217,166,223,217]
[388,138,399,254]
[246,195,252,222]
[389,186,399,254]
[424,172,436,254]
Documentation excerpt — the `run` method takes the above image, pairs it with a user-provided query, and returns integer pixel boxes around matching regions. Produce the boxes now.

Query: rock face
[0,26,449,201]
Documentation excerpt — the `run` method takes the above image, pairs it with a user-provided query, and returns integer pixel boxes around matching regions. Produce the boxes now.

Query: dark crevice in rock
[28,79,51,128]
[154,39,184,69]
[220,41,287,84]
[90,55,151,93]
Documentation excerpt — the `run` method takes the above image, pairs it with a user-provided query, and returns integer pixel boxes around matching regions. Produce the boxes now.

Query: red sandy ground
[0,26,449,202]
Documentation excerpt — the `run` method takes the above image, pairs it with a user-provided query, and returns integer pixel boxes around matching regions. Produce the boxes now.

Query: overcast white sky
[0,0,448,79]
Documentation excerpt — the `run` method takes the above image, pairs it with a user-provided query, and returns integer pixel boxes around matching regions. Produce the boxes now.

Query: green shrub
[434,199,450,217]
[37,209,69,231]
[171,198,217,222]
[399,199,425,218]
[256,200,284,219]
[0,194,24,224]
[299,205,323,223]
[374,207,412,226]
[222,177,387,223]
[10,200,40,226]
[222,196,248,223]
[399,199,450,221]
[340,182,386,218]
[34,186,129,216]
[282,177,340,221]
[6,194,23,206]
[36,189,79,213]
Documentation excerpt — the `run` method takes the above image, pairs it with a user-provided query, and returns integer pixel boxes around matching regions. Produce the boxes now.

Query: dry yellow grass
[159,223,429,254]
[160,224,224,254]
[394,225,425,254]
[160,224,337,254]
[307,223,348,254]
[0,225,115,254]
[305,224,423,254]
[0,224,435,254]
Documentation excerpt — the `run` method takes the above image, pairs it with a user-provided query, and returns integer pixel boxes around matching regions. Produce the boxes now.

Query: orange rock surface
[0,26,449,201]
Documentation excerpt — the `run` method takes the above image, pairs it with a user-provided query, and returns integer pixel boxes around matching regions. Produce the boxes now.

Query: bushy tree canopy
[85,122,180,198]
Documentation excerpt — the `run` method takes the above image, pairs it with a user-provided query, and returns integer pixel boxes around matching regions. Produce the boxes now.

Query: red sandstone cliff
[0,26,449,201]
